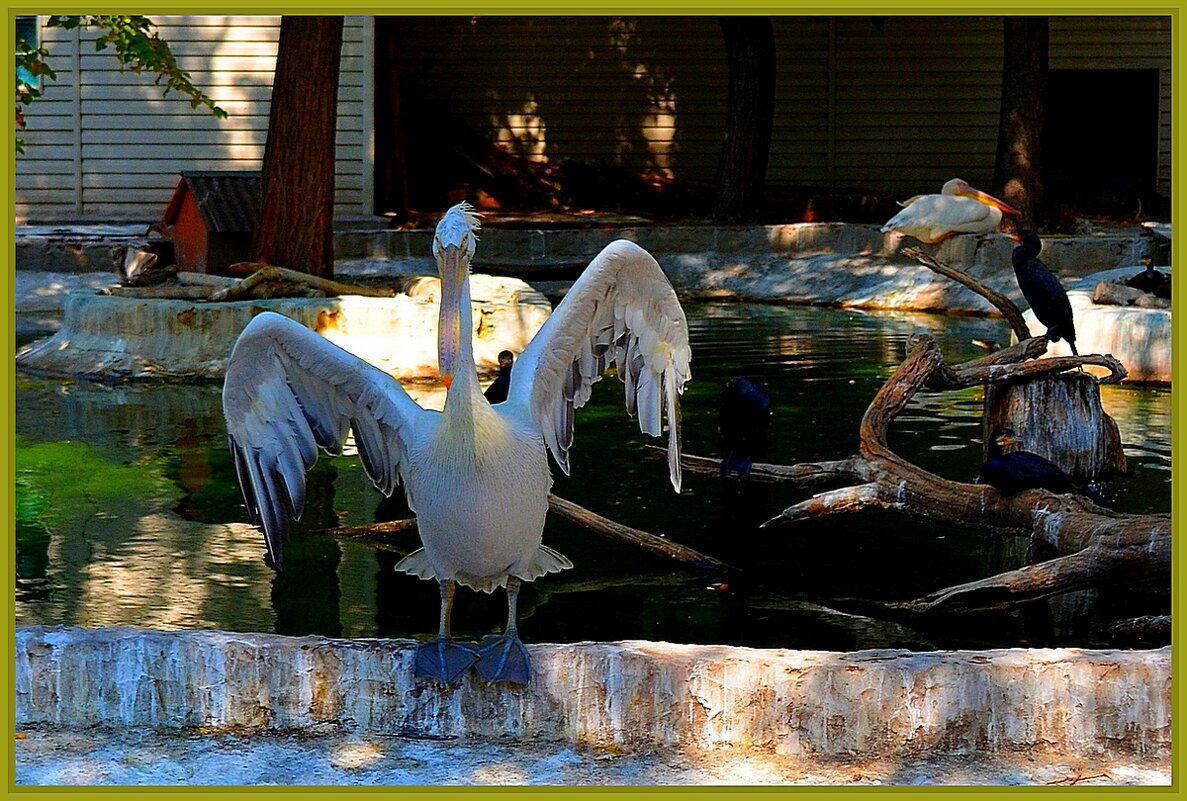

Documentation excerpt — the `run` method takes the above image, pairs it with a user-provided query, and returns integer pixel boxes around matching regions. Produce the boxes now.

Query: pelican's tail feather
[395,548,437,581]
[396,545,573,591]
[526,544,573,578]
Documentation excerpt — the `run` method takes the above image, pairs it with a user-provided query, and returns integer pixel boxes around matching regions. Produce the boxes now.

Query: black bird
[979,428,1077,495]
[1125,260,1171,300]
[483,350,514,404]
[1012,232,1078,355]
[719,377,772,478]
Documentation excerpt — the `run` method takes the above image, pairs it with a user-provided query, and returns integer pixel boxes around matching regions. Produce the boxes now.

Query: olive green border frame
[2,2,1182,797]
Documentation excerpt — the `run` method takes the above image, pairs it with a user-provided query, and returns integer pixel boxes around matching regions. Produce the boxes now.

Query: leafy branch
[16,15,228,153]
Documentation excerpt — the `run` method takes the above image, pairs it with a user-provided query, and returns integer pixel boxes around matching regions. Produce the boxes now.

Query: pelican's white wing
[222,311,430,568]
[506,239,691,492]
[881,196,1004,242]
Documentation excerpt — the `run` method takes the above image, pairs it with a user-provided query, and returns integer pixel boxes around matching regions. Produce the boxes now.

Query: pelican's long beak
[437,244,468,387]
[958,187,1022,216]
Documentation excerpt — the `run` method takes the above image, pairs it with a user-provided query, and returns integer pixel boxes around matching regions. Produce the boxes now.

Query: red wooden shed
[161,172,261,275]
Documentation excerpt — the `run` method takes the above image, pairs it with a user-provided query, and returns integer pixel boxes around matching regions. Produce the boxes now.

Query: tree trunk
[984,372,1126,480]
[252,16,344,278]
[992,16,1048,231]
[374,17,409,220]
[714,17,776,221]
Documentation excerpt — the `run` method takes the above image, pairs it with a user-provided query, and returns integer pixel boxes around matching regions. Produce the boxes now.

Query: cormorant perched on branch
[719,377,771,478]
[1012,232,1078,355]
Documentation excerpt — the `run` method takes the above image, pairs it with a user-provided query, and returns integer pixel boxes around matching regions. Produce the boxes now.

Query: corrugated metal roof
[164,171,261,233]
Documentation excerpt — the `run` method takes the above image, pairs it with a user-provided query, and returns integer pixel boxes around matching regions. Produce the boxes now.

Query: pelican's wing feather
[507,239,690,492]
[222,311,428,568]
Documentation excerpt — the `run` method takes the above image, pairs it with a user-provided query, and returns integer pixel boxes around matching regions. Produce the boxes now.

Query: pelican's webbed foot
[475,633,532,685]
[414,638,478,685]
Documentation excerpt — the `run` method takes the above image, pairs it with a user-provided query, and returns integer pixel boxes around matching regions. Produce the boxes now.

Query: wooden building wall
[15,15,1171,222]
[15,15,373,222]
[390,15,1172,200]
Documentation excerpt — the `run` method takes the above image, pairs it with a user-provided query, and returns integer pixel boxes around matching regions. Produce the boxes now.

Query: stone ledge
[15,626,1170,760]
[15,277,550,382]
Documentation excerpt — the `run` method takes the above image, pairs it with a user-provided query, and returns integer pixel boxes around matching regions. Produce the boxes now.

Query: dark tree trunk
[992,16,1048,231]
[252,16,344,279]
[374,17,409,220]
[714,17,776,222]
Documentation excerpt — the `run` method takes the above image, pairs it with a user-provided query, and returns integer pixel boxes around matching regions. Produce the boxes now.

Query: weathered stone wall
[15,278,551,382]
[18,224,1165,315]
[15,627,1170,759]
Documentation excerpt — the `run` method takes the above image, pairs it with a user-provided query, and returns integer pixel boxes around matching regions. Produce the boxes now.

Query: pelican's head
[942,178,1022,217]
[433,202,481,388]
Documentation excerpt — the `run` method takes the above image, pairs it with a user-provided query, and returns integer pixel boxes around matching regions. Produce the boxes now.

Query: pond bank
[16,221,1168,315]
[16,626,1169,783]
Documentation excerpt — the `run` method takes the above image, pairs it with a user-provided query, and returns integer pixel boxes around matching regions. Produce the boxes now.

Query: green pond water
[15,304,1171,650]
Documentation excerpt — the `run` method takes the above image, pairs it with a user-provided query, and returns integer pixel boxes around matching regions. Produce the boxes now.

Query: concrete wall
[15,627,1170,758]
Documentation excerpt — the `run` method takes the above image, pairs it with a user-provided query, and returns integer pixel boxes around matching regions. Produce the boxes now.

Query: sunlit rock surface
[16,627,1169,759]
[1020,267,1172,384]
[15,277,551,382]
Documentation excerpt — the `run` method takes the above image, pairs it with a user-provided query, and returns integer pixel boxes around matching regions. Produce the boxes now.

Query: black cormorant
[979,428,1077,495]
[483,350,514,404]
[719,377,772,478]
[1125,260,1171,300]
[1012,232,1078,355]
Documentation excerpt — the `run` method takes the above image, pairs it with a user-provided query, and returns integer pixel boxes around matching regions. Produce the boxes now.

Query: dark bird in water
[980,428,1077,496]
[1125,259,1171,300]
[719,377,772,478]
[483,350,514,404]
[1012,232,1078,355]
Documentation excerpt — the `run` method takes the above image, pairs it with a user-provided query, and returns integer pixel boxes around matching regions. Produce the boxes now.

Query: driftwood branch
[660,448,864,488]
[102,266,395,302]
[318,494,731,573]
[903,248,1126,383]
[904,246,1031,340]
[682,333,1168,613]
[546,494,731,571]
[210,265,396,301]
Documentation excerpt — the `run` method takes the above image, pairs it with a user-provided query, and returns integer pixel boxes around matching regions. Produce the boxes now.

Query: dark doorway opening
[1043,69,1160,219]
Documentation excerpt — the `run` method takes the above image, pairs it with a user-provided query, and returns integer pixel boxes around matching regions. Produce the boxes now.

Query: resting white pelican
[222,203,690,685]
[880,178,1021,243]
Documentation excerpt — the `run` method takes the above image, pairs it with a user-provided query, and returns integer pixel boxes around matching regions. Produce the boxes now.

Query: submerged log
[319,494,732,572]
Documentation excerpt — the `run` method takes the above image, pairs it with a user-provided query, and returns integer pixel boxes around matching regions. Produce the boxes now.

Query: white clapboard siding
[17,15,372,222]
[18,15,1170,221]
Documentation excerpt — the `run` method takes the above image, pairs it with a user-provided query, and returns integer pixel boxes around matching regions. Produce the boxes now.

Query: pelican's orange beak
[958,187,1023,216]
[443,375,453,390]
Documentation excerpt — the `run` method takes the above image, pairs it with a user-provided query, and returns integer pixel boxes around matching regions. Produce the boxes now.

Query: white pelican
[880,178,1021,243]
[221,203,690,685]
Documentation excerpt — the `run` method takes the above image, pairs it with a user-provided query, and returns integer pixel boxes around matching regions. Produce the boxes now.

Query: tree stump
[984,372,1126,481]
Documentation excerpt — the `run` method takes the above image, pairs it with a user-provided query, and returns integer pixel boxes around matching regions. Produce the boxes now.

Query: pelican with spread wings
[222,203,690,685]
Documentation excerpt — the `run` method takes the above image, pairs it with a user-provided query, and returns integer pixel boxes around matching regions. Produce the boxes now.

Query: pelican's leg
[414,580,478,684]
[475,576,532,685]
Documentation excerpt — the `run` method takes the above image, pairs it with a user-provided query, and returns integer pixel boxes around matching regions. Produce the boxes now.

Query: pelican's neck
[440,271,492,438]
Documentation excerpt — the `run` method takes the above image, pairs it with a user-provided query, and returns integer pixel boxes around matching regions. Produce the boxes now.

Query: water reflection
[14,304,1172,649]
